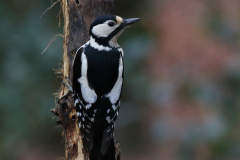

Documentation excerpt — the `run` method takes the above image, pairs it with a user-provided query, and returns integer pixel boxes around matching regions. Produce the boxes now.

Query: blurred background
[1,0,240,159]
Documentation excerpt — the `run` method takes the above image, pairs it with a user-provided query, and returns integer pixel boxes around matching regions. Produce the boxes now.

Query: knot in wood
[60,101,70,115]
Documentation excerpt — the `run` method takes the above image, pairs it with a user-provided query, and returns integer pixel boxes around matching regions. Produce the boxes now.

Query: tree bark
[50,0,121,160]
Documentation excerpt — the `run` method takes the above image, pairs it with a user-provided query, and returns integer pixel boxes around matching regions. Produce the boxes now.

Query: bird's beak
[121,18,141,27]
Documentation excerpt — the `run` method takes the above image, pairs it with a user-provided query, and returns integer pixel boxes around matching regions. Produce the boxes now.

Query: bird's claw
[58,77,73,104]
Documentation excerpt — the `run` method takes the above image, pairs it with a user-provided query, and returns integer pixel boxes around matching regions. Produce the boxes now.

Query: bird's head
[89,15,141,48]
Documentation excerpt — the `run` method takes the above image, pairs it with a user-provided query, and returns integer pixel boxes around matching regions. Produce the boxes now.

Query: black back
[85,46,120,96]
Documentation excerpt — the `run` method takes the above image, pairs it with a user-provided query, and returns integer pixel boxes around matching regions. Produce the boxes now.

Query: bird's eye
[108,21,115,27]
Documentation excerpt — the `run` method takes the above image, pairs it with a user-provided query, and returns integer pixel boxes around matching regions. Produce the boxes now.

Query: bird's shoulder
[83,42,123,56]
[75,41,90,58]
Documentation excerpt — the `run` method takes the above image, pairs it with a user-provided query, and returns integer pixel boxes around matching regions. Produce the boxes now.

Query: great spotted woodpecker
[72,15,140,159]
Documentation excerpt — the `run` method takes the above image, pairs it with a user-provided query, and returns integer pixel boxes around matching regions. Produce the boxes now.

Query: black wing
[73,42,95,152]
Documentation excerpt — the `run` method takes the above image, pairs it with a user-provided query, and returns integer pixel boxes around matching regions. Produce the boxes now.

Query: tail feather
[89,131,103,160]
[89,144,102,160]
[89,131,115,160]
[101,138,116,160]
[101,128,114,155]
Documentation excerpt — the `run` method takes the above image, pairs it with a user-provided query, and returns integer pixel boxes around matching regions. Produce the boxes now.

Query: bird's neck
[108,35,119,48]
[89,36,112,51]
[89,35,120,50]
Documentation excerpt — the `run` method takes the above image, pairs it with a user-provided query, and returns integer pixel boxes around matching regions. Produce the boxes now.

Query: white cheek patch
[92,21,119,38]
[92,24,112,37]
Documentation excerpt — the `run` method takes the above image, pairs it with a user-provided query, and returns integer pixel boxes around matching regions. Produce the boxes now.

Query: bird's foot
[58,77,73,104]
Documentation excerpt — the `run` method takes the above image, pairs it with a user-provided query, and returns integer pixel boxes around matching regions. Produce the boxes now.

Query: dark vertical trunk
[50,0,121,159]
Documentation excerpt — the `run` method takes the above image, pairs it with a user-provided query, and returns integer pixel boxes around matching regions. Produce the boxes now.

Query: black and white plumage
[72,15,140,159]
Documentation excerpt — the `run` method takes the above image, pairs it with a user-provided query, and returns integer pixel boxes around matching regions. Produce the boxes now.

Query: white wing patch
[78,53,97,104]
[106,57,123,104]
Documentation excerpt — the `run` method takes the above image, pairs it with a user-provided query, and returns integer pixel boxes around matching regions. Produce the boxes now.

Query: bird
[72,15,141,160]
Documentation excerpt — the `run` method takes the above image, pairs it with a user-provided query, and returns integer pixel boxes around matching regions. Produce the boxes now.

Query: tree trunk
[50,0,121,159]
